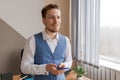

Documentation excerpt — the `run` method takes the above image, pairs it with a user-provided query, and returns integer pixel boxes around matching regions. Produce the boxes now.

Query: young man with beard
[20,4,72,80]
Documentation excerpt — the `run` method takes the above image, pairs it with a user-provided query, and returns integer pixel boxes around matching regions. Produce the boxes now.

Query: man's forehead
[46,9,61,16]
[47,9,61,13]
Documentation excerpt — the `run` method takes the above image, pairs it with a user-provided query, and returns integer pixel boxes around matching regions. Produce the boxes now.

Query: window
[100,0,120,63]
[71,0,120,72]
[71,0,99,67]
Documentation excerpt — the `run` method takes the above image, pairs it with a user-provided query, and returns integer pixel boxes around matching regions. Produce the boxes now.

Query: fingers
[46,64,57,72]
[46,63,65,75]
[59,63,65,68]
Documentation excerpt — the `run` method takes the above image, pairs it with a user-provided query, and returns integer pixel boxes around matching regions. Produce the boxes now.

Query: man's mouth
[51,24,57,27]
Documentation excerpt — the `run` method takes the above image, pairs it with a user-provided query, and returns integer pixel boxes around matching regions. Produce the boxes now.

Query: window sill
[99,55,120,71]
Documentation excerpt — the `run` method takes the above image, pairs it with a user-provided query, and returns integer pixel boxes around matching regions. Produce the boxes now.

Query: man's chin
[47,28,59,33]
[51,30,58,33]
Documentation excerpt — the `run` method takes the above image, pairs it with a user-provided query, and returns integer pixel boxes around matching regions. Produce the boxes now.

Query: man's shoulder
[26,32,42,40]
[58,33,69,40]
[34,32,42,36]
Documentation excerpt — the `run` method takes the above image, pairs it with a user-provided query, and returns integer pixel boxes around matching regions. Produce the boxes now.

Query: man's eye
[48,16,54,19]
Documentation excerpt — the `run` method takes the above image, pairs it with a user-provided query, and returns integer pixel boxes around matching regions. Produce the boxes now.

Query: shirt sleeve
[20,36,48,75]
[63,37,73,69]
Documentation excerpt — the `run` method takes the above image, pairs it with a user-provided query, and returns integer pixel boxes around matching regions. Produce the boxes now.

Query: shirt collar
[42,30,59,40]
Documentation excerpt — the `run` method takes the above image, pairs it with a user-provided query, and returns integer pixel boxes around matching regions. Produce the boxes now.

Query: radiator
[83,64,120,80]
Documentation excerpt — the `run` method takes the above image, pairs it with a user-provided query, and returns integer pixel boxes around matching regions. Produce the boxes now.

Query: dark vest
[34,32,67,80]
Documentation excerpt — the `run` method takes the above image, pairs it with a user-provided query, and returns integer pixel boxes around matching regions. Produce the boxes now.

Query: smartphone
[57,67,69,70]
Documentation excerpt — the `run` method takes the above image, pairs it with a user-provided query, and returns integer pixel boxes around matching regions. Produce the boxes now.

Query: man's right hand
[46,64,65,75]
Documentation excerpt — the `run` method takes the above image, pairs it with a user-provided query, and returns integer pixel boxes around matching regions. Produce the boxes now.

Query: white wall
[0,0,70,39]
[0,0,45,39]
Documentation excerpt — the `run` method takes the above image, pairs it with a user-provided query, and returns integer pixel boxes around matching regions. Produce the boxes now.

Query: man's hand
[58,63,65,68]
[46,63,65,75]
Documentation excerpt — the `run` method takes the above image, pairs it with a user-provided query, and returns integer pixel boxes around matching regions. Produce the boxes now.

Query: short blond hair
[41,4,60,18]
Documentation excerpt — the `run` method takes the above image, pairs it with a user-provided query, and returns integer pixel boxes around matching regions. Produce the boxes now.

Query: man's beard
[46,27,58,33]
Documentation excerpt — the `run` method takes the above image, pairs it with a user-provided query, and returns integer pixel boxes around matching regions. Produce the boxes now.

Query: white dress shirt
[20,31,72,75]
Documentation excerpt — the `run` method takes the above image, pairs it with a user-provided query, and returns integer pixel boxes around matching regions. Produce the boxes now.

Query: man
[20,4,72,80]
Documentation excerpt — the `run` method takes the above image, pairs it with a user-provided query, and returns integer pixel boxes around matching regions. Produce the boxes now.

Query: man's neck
[45,29,57,39]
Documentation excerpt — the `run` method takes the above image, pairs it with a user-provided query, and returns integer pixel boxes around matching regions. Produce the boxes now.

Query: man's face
[43,9,61,33]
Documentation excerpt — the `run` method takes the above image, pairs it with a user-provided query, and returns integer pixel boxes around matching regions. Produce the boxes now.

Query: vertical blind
[71,0,100,67]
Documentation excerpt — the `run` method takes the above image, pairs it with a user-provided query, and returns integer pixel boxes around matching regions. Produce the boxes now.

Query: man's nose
[54,17,58,23]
